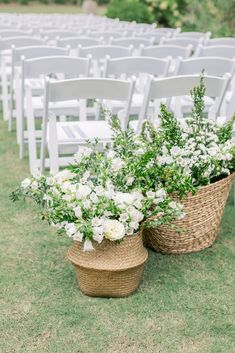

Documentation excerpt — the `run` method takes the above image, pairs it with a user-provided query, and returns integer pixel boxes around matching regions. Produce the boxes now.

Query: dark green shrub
[106,0,154,23]
[20,0,29,4]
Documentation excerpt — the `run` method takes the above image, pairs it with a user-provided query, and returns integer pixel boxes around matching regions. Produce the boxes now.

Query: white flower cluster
[156,117,235,184]
[20,162,184,251]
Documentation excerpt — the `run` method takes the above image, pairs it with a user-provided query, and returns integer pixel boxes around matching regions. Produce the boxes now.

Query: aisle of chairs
[0,13,235,174]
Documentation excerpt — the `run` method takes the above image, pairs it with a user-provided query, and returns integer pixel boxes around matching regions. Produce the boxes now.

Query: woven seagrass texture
[67,233,148,297]
[144,173,235,254]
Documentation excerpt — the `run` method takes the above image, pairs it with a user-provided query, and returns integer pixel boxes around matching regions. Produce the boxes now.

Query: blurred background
[0,0,234,37]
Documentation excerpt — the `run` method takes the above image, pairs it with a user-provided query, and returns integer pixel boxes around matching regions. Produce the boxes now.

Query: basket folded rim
[67,233,148,271]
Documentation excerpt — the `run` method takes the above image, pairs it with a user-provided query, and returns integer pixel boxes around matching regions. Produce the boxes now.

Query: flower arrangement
[136,76,235,197]
[11,77,234,253]
[12,135,184,250]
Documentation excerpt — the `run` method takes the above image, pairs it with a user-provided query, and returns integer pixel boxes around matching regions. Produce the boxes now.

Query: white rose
[110,158,124,173]
[103,220,125,241]
[155,189,167,199]
[74,147,92,163]
[65,223,77,237]
[54,169,76,182]
[83,200,91,209]
[128,208,144,223]
[73,231,83,242]
[21,178,31,189]
[119,213,129,222]
[94,186,104,196]
[31,181,38,190]
[170,146,182,157]
[76,184,91,199]
[146,191,155,199]
[74,206,82,218]
[114,192,135,206]
[46,176,55,186]
[107,150,116,160]
[90,192,99,204]
[62,194,72,202]
[92,217,103,227]
[126,176,134,186]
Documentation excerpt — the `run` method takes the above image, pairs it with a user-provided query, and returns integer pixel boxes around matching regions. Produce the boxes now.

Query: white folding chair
[161,36,204,52]
[78,45,132,76]
[195,45,235,58]
[88,30,126,44]
[0,29,32,38]
[10,45,69,140]
[56,36,102,53]
[147,27,181,36]
[133,31,168,45]
[174,56,235,115]
[40,77,135,174]
[41,30,79,41]
[140,44,192,59]
[0,36,46,122]
[111,37,155,52]
[136,74,231,131]
[22,56,90,172]
[205,37,235,47]
[174,31,211,42]
[104,56,171,116]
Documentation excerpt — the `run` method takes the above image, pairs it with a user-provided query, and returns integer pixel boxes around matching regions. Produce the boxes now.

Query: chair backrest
[175,57,235,77]
[104,56,171,78]
[0,29,32,38]
[174,31,211,40]
[138,74,231,130]
[0,36,46,50]
[140,45,192,59]
[111,37,154,48]
[57,36,101,48]
[78,45,132,60]
[22,55,90,79]
[41,30,79,40]
[206,37,235,47]
[161,36,204,50]
[133,32,168,44]
[41,77,135,172]
[88,30,126,43]
[12,45,68,65]
[195,45,235,58]
[145,27,181,36]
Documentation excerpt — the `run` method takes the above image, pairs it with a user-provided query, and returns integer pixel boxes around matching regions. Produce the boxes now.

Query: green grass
[0,2,106,15]
[0,117,235,353]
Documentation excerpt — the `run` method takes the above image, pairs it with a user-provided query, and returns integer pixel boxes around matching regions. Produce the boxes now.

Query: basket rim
[68,253,148,272]
[67,233,148,271]
[174,171,235,198]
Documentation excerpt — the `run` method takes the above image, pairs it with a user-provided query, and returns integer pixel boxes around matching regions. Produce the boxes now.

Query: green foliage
[106,0,154,24]
[182,0,235,37]
[158,104,183,148]
[20,0,29,4]
[145,0,183,27]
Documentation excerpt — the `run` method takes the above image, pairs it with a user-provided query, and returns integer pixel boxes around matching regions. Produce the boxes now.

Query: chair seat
[27,96,81,116]
[54,120,113,143]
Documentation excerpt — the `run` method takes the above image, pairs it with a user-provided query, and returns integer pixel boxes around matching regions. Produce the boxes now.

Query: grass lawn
[0,2,106,15]
[0,117,235,353]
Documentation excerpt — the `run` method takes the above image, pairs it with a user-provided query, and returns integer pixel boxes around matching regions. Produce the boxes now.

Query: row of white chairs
[6,53,235,174]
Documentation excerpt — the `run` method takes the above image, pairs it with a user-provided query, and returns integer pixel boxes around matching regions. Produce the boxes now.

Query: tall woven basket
[67,233,148,297]
[144,173,235,254]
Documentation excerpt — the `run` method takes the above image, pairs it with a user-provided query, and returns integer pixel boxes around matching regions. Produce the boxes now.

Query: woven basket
[67,233,148,297]
[144,172,235,254]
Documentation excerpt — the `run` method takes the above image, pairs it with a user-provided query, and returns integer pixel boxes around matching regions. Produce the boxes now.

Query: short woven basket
[144,172,235,254]
[67,233,148,297]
